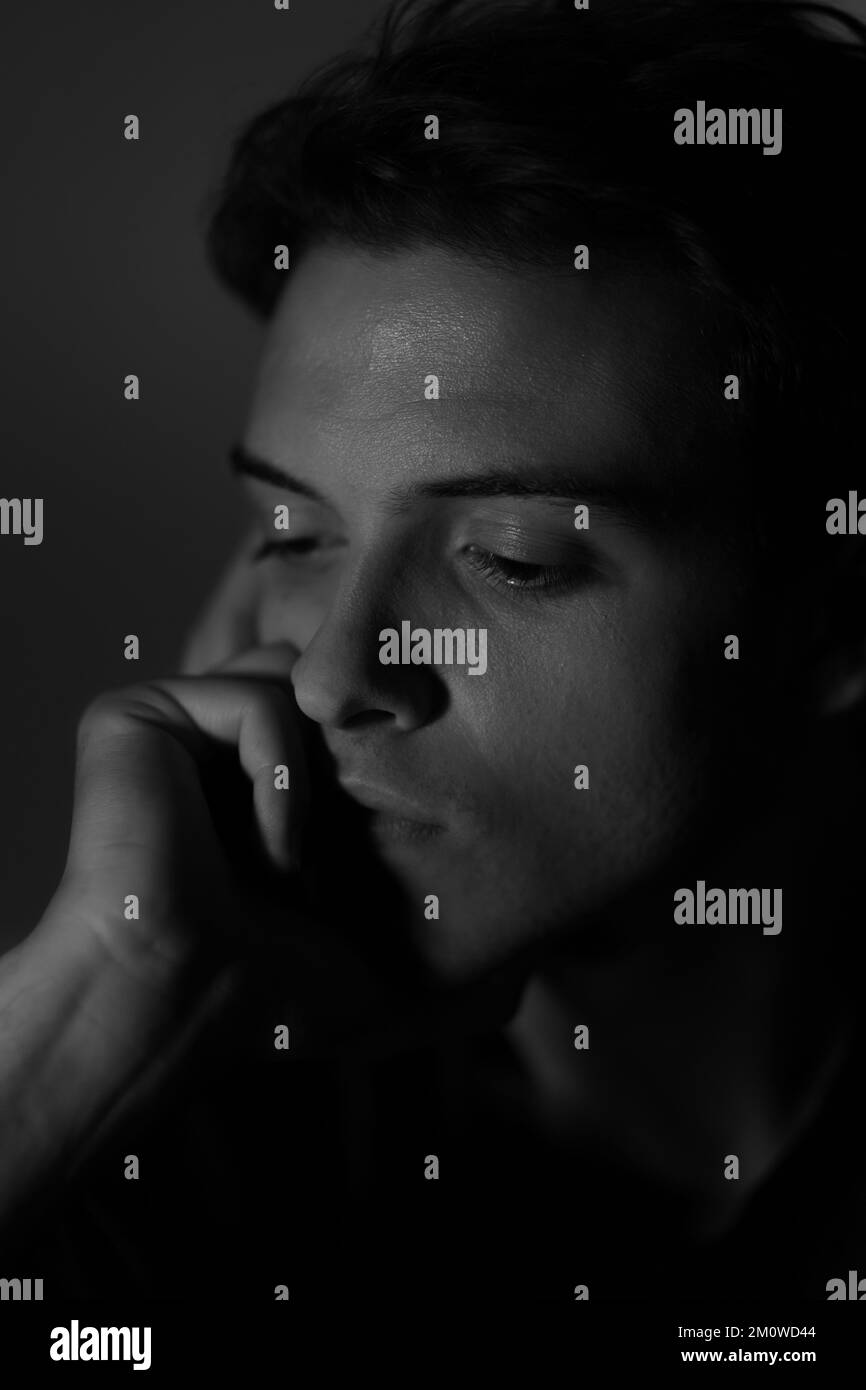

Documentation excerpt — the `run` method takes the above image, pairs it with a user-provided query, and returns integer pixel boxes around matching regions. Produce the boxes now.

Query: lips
[336,777,444,828]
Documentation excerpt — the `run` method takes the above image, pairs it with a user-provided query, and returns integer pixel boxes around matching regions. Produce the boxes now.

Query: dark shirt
[2,1024,864,1306]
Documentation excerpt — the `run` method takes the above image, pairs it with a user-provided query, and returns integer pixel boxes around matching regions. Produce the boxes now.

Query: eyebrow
[402,470,655,528]
[229,442,659,529]
[229,445,325,502]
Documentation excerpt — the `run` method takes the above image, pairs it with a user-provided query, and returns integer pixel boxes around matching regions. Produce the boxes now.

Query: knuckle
[76,692,126,745]
[76,683,178,750]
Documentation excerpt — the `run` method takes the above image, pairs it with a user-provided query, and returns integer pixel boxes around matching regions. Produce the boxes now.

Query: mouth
[336,778,446,844]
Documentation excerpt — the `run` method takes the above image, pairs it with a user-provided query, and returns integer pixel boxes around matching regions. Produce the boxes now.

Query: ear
[180,530,263,675]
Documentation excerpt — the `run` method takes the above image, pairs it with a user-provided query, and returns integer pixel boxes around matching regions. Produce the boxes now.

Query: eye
[463,544,587,596]
[252,536,336,563]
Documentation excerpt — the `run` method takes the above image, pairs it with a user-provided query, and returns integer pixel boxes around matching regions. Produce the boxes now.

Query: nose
[289,561,440,732]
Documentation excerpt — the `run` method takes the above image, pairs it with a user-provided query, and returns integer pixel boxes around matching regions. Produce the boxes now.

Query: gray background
[1,0,864,947]
[0,0,383,946]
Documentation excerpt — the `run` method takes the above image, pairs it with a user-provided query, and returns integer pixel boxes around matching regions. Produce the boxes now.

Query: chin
[399,908,528,987]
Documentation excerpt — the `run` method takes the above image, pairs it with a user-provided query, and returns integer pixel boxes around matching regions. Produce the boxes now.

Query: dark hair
[204,0,865,447]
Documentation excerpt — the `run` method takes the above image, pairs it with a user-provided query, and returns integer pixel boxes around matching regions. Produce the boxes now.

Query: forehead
[246,240,733,488]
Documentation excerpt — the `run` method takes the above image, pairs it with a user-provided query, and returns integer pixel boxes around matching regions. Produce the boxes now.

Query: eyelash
[253,537,584,598]
[462,545,583,596]
[253,537,327,562]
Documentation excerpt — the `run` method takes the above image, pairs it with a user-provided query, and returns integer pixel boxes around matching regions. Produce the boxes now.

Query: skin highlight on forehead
[245,241,739,508]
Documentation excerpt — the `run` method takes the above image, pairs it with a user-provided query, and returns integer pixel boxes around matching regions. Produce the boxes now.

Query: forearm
[0,898,232,1230]
[0,920,150,1224]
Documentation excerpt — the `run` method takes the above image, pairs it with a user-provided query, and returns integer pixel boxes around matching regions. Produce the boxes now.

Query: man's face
[231,241,780,981]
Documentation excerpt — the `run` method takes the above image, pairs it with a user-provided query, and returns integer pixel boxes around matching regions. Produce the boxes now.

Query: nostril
[343,709,397,730]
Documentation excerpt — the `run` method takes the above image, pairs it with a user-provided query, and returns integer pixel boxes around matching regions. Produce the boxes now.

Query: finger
[72,660,308,889]
[68,692,218,907]
[149,659,309,873]
[193,643,308,870]
[208,641,301,678]
[179,532,262,676]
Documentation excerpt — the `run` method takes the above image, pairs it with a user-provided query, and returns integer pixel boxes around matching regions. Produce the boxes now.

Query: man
[1,0,864,1304]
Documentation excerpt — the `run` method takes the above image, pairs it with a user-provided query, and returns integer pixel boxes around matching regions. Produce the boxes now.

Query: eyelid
[467,503,587,540]
[242,484,340,530]
[462,544,592,597]
[464,517,597,563]
[252,534,343,562]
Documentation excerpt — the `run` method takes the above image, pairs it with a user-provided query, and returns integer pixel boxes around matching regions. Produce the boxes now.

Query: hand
[0,642,382,1216]
[0,549,530,1219]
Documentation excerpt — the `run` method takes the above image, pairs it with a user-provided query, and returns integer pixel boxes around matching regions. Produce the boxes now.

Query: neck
[505,802,856,1239]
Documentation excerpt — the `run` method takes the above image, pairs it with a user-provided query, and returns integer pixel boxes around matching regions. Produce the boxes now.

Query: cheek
[485,623,714,839]
[562,622,731,863]
[256,583,329,649]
